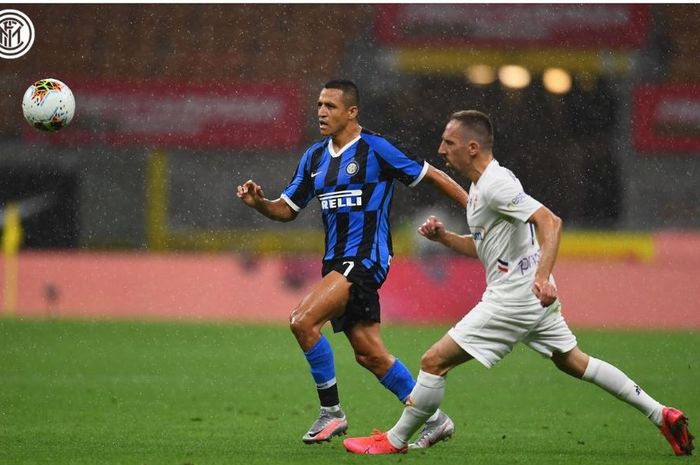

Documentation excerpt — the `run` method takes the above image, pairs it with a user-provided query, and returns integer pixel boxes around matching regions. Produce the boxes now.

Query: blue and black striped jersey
[281,128,428,285]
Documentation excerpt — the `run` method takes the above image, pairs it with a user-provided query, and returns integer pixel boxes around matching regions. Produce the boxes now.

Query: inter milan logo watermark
[0,10,34,59]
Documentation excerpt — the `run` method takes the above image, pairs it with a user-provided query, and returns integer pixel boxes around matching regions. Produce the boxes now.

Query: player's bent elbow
[551,213,563,233]
[532,207,562,234]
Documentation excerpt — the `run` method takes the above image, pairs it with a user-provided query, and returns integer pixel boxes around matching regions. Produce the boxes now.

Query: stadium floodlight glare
[465,64,496,86]
[543,68,572,95]
[498,65,530,89]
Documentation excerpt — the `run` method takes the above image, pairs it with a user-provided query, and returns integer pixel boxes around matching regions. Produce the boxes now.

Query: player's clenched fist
[533,279,557,307]
[418,215,445,241]
[236,180,265,208]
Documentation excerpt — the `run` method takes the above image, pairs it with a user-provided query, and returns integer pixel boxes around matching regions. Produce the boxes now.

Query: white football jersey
[467,159,547,304]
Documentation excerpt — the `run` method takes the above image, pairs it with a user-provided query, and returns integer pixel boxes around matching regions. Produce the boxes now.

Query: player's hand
[533,279,557,307]
[236,180,265,208]
[418,216,445,242]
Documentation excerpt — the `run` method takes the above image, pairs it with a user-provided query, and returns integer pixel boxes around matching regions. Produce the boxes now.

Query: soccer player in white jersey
[343,110,694,455]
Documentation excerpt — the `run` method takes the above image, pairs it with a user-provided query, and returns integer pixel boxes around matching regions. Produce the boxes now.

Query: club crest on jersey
[318,189,363,210]
[345,160,359,176]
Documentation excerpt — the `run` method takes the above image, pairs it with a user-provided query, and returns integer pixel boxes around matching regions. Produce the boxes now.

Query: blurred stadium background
[1,4,699,328]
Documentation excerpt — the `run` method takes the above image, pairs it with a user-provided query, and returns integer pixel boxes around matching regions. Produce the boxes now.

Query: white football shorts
[447,298,577,368]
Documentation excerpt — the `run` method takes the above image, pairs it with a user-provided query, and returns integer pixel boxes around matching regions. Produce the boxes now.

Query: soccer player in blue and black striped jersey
[237,80,466,446]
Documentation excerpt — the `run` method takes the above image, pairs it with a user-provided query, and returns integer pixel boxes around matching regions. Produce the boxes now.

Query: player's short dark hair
[450,110,494,150]
[323,79,360,108]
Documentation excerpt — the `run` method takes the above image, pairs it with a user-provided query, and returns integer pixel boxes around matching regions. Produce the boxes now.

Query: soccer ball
[22,78,75,132]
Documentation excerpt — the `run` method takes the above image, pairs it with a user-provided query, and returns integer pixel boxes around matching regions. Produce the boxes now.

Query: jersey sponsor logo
[318,189,363,210]
[345,160,359,176]
[507,192,526,210]
[516,249,541,275]
[471,226,485,241]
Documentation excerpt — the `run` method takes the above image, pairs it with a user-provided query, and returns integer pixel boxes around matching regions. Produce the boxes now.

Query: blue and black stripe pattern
[282,129,425,286]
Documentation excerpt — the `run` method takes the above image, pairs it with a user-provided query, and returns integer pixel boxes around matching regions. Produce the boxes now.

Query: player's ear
[468,140,480,156]
[347,105,359,120]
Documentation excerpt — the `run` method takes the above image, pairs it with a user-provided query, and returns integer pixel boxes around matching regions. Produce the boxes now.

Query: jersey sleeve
[484,174,542,223]
[281,148,315,212]
[374,137,428,187]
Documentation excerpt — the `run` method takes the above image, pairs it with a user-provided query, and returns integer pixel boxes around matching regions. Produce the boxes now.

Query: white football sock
[321,404,341,413]
[583,356,663,426]
[387,370,445,448]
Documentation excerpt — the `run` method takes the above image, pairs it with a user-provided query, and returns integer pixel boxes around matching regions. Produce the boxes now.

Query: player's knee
[289,308,313,338]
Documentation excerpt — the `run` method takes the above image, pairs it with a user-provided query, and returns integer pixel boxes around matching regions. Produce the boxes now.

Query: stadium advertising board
[23,81,303,149]
[633,85,700,153]
[375,4,650,48]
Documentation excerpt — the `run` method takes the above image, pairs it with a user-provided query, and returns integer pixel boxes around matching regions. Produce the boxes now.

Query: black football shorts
[322,259,382,333]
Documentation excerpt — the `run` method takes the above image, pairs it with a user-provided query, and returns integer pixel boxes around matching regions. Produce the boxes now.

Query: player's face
[438,120,473,177]
[317,88,354,137]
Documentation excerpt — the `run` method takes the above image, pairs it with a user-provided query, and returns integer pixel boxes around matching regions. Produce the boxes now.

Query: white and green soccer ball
[22,78,75,132]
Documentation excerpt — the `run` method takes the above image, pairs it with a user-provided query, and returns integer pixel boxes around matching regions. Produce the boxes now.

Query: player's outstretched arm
[236,180,297,222]
[423,165,468,208]
[528,206,562,306]
[418,215,477,258]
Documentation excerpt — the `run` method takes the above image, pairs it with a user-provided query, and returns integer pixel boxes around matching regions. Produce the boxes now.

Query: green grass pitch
[1,318,697,465]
